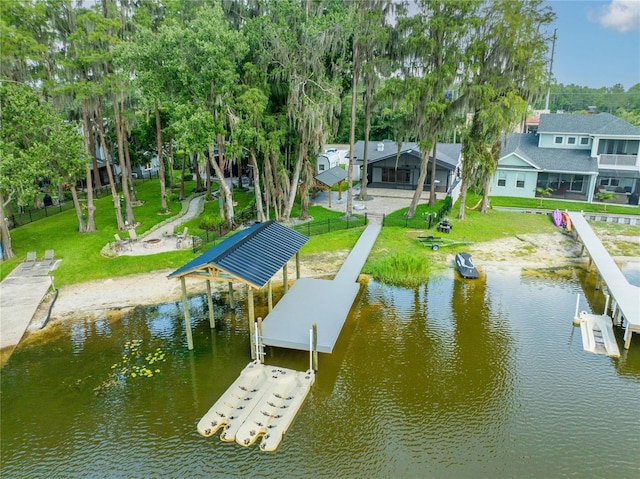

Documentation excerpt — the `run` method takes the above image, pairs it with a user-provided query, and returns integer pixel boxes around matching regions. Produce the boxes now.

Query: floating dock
[577,311,620,358]
[197,361,315,451]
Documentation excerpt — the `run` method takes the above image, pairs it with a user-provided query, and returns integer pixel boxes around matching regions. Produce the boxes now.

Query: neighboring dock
[577,311,620,357]
[568,211,640,349]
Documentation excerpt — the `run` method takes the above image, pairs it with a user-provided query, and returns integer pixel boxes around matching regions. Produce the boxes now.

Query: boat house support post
[587,256,593,271]
[595,273,601,290]
[180,277,194,350]
[296,252,301,279]
[206,280,215,329]
[312,323,318,372]
[257,317,264,364]
[248,285,256,360]
[283,262,288,294]
[604,294,610,317]
[267,280,273,312]
[228,282,235,308]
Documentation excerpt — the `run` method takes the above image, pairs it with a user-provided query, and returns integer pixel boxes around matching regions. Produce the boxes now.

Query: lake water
[2,264,639,478]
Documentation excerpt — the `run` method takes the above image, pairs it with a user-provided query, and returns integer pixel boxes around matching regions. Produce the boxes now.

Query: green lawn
[1,181,638,288]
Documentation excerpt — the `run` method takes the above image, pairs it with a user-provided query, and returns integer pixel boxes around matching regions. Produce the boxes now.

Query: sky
[548,0,640,89]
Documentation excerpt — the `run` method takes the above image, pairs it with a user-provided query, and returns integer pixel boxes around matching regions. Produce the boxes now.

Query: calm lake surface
[2,264,639,478]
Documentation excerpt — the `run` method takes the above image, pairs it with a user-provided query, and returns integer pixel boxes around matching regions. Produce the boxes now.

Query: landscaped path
[117,193,205,256]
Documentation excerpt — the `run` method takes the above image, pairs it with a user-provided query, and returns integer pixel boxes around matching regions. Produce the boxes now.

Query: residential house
[350,140,462,193]
[491,113,640,205]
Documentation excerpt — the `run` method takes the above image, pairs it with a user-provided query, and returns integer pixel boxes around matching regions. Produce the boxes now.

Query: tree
[0,82,83,259]
[346,1,393,209]
[457,0,554,220]
[396,0,480,216]
[244,0,346,222]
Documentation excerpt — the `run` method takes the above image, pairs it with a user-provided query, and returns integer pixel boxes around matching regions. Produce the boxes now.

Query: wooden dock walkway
[261,223,381,353]
[568,211,640,349]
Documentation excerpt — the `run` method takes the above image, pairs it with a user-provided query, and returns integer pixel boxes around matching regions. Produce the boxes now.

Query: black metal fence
[191,212,368,254]
[381,196,453,229]
[292,215,367,236]
[191,206,257,253]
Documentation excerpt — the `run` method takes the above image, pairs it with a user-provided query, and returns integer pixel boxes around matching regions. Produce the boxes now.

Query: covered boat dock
[167,220,309,351]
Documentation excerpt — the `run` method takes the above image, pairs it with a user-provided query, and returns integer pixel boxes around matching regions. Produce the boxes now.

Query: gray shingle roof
[315,165,347,187]
[538,113,640,136]
[349,140,461,169]
[500,133,599,174]
[168,221,308,289]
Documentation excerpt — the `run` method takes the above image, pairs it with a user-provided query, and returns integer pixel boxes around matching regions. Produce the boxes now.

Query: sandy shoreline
[30,227,639,330]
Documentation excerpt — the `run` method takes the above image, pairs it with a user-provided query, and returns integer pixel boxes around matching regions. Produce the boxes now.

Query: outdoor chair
[114,234,131,251]
[176,227,188,248]
[24,251,37,269]
[42,249,55,267]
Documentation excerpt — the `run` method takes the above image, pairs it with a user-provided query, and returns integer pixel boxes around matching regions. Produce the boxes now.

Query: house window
[497,171,506,187]
[554,136,563,144]
[318,164,325,171]
[567,137,576,145]
[381,167,410,184]
[516,174,525,188]
[580,137,590,145]
[569,175,584,192]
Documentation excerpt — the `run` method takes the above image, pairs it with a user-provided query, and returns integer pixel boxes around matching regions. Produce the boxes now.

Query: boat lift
[418,235,472,251]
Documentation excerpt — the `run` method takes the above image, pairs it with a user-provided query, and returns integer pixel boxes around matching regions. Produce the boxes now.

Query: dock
[261,224,382,352]
[197,223,382,451]
[196,361,314,451]
[568,211,640,349]
[577,311,620,357]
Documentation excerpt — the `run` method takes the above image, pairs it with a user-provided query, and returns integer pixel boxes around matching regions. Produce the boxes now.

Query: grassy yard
[1,180,638,288]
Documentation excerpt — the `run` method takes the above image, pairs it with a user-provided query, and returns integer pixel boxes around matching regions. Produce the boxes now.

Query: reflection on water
[2,266,639,478]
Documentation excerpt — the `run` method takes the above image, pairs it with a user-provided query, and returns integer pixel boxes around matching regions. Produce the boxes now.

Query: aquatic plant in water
[111,339,166,380]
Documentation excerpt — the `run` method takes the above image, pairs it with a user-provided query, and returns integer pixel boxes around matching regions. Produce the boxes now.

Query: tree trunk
[116,103,135,227]
[282,142,305,222]
[457,176,469,220]
[82,106,96,232]
[481,178,491,212]
[406,148,430,218]
[429,140,437,207]
[360,88,372,201]
[155,99,168,212]
[122,118,137,202]
[88,123,102,191]
[95,108,125,230]
[299,157,312,220]
[248,149,266,222]
[69,184,86,232]
[347,42,358,218]
[193,152,203,192]
[180,150,186,201]
[208,144,235,227]
[0,196,14,260]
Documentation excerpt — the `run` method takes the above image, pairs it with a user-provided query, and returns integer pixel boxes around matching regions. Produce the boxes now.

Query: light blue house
[491,113,640,205]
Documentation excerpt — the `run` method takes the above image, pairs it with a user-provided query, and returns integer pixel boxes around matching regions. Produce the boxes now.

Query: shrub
[199,214,225,231]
